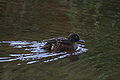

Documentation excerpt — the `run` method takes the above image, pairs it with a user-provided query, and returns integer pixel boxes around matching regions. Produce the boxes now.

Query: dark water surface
[0,0,120,80]
[0,0,88,80]
[0,0,88,64]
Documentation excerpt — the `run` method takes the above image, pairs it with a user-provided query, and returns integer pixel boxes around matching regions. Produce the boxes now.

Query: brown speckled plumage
[41,33,81,52]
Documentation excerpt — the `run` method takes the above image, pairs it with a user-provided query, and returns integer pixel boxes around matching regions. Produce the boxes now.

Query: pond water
[0,0,89,65]
[0,41,88,65]
[0,0,120,80]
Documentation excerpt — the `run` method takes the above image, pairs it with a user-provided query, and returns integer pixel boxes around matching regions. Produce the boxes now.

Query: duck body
[41,33,83,52]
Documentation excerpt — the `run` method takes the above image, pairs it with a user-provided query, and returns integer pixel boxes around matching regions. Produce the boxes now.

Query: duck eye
[75,35,78,39]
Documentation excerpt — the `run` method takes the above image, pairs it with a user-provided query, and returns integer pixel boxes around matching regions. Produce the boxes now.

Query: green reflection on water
[0,0,120,80]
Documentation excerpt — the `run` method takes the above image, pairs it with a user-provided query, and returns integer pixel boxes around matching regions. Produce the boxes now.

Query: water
[0,0,120,80]
[0,41,88,65]
[0,0,88,65]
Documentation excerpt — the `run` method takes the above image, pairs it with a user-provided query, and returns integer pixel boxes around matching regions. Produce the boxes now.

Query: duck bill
[79,40,85,42]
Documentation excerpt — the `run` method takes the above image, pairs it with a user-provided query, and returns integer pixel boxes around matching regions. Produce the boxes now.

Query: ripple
[0,41,88,65]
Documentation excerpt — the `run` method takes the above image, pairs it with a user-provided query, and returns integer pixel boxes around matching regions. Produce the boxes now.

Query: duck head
[68,33,85,43]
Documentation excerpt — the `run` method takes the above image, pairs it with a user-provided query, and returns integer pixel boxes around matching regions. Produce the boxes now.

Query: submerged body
[41,33,84,52]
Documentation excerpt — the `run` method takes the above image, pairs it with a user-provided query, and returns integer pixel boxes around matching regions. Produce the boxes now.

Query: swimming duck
[41,33,85,52]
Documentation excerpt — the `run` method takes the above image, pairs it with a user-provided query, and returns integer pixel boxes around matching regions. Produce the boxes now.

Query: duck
[41,33,85,52]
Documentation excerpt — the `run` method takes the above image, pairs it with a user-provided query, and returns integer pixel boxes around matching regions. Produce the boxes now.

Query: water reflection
[0,41,88,65]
